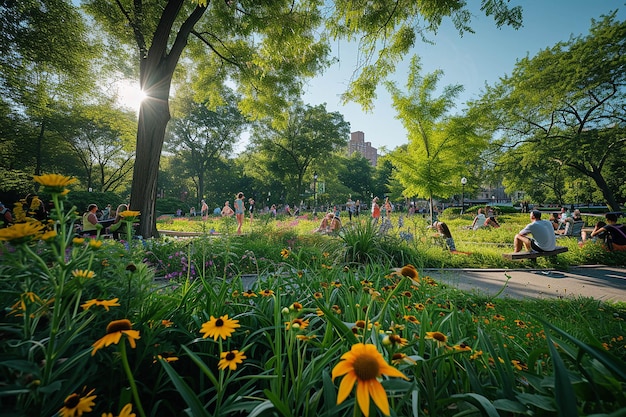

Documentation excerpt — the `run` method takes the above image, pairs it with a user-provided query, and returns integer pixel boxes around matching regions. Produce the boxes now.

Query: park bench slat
[502,246,568,260]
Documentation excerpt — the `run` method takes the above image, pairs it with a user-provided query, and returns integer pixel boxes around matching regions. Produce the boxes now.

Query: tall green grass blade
[159,359,211,417]
[544,329,579,417]
[448,393,501,416]
[263,389,295,417]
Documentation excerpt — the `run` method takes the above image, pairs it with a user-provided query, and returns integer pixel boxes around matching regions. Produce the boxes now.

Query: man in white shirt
[514,210,557,253]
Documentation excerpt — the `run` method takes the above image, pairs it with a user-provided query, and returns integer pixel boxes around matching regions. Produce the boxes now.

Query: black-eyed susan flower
[280,248,290,259]
[391,352,417,365]
[290,302,303,312]
[72,269,96,280]
[400,264,418,280]
[286,318,309,331]
[218,350,246,371]
[514,319,527,328]
[200,315,240,341]
[493,314,505,321]
[313,291,323,299]
[403,315,420,324]
[0,221,45,243]
[452,342,472,352]
[102,403,135,417]
[470,350,483,360]
[382,334,408,347]
[485,302,495,310]
[161,319,174,327]
[425,331,448,347]
[81,298,120,311]
[92,319,140,356]
[41,230,57,241]
[259,289,274,297]
[332,343,408,417]
[511,359,528,371]
[58,387,96,417]
[242,289,257,298]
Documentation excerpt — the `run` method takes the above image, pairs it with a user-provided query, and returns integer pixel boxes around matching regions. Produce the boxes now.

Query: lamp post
[313,172,318,214]
[460,177,467,214]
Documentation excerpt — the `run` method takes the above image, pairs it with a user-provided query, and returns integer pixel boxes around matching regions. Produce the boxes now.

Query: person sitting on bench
[513,210,556,253]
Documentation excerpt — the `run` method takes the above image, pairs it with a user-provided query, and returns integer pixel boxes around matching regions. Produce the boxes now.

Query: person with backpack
[0,202,13,228]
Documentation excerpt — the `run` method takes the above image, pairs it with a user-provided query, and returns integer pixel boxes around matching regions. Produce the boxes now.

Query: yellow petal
[331,360,354,380]
[380,363,409,380]
[336,372,357,405]
[356,378,371,417]
[367,378,391,416]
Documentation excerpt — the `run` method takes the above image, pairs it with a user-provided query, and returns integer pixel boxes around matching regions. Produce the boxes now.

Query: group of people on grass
[513,210,626,253]
[434,206,626,254]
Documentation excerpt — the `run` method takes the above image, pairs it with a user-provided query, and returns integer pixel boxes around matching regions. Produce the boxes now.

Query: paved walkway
[424,265,626,302]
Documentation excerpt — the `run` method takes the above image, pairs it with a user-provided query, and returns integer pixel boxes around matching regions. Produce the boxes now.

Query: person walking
[346,198,355,221]
[234,192,245,235]
[371,197,381,226]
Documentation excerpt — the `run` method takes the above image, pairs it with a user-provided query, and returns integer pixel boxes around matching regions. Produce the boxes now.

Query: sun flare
[115,80,146,112]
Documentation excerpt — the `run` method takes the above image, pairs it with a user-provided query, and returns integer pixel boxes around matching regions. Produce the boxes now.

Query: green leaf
[493,398,529,413]
[159,359,211,417]
[448,393,501,417]
[537,316,626,382]
[263,389,294,417]
[545,330,579,417]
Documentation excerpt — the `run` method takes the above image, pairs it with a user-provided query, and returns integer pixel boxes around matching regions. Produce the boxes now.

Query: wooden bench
[502,246,568,260]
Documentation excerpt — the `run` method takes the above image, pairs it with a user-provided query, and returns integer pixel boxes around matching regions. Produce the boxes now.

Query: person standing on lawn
[513,210,557,253]
[234,192,245,235]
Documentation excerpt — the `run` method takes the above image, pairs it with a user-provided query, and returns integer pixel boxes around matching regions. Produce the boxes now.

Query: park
[1,1,626,416]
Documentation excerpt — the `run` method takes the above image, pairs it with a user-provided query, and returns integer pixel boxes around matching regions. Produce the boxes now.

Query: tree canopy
[80,0,523,237]
[469,12,626,211]
[250,103,350,205]
[387,56,486,223]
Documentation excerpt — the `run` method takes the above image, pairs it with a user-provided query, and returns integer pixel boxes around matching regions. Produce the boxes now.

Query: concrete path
[423,265,626,302]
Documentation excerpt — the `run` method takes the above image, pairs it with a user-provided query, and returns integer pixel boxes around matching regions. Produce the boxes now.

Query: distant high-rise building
[348,131,378,166]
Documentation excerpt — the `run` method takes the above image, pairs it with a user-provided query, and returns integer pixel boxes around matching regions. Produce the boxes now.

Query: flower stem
[120,340,147,417]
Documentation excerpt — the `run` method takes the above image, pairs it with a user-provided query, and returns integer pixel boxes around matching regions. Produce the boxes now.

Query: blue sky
[302,0,625,153]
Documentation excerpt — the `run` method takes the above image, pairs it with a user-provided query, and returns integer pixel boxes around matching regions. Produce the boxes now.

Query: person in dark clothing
[591,213,626,251]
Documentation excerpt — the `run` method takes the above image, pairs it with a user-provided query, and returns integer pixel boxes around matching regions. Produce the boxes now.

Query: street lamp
[460,177,467,214]
[313,172,318,214]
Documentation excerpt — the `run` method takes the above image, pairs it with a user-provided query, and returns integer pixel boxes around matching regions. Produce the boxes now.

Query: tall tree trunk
[589,170,620,212]
[130,71,172,238]
[127,2,206,237]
